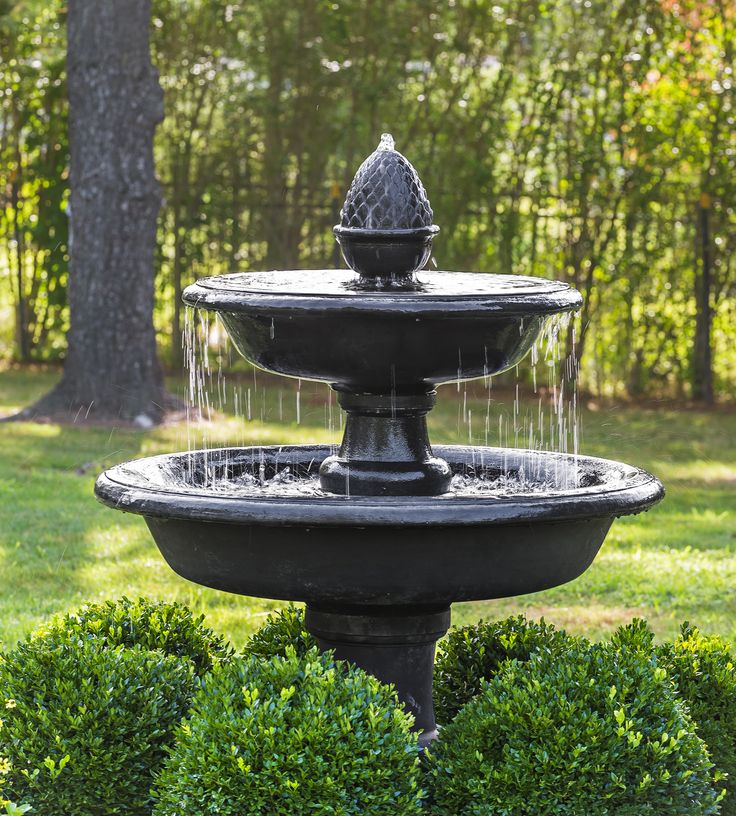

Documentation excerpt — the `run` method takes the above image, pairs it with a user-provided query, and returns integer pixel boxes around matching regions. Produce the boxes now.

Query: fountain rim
[332,225,440,239]
[94,444,664,528]
[182,270,583,315]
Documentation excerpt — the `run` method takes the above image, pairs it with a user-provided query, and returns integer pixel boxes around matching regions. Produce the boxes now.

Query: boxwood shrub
[1,744,28,814]
[433,615,574,723]
[427,639,722,815]
[33,596,231,675]
[152,648,424,816]
[241,605,316,659]
[663,624,736,813]
[1,767,31,816]
[0,639,197,816]
[614,618,736,813]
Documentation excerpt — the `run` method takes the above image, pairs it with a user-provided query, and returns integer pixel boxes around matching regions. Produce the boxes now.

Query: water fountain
[95,135,663,746]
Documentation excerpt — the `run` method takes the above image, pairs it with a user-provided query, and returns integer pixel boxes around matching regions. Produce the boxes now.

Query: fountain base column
[319,390,452,496]
[305,605,450,748]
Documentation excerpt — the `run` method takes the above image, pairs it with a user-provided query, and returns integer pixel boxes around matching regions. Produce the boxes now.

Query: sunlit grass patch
[1,365,734,647]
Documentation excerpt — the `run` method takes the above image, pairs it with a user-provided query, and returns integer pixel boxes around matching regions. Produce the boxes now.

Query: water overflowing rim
[95,444,664,527]
[182,271,583,315]
[333,225,440,238]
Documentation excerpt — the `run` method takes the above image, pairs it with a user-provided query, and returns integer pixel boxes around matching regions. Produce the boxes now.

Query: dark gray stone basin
[95,442,663,745]
[182,271,581,392]
[95,444,663,607]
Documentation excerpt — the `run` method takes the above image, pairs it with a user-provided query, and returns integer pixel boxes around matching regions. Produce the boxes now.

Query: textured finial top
[339,134,434,231]
[377,132,395,151]
[334,134,439,282]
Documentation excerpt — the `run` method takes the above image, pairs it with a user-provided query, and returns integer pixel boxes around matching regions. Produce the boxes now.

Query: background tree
[26,0,168,422]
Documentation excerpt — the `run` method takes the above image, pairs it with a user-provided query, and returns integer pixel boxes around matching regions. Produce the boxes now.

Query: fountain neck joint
[335,389,437,416]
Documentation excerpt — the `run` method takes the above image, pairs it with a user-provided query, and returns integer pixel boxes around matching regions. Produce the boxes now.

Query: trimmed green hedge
[0,639,196,815]
[241,605,316,659]
[664,624,736,814]
[427,639,722,815]
[1,598,227,814]
[614,618,736,813]
[33,596,231,675]
[3,601,735,815]
[433,615,574,724]
[153,648,424,816]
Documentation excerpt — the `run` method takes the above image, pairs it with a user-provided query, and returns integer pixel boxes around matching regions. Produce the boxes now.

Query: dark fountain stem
[317,390,453,745]
[305,605,450,748]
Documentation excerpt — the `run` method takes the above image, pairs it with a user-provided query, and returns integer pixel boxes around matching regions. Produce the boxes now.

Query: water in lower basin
[116,454,615,500]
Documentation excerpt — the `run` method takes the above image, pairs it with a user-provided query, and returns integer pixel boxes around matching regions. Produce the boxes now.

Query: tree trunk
[692,193,714,404]
[29,0,168,423]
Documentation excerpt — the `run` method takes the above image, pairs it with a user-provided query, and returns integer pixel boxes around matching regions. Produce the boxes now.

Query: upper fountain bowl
[182,270,581,393]
[183,134,583,497]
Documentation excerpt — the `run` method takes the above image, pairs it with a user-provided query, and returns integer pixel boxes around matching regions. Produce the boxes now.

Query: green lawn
[1,364,734,649]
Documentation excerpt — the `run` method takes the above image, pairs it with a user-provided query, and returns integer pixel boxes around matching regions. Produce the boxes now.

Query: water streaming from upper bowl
[178,299,584,497]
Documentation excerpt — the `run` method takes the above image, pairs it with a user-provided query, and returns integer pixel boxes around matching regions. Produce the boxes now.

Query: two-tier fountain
[96,135,663,746]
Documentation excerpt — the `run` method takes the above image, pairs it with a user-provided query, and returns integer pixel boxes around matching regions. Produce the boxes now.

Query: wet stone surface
[111,452,615,500]
[339,133,434,231]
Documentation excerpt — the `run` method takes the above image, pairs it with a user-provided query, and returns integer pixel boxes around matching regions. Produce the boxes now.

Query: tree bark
[29,0,167,422]
[692,193,714,404]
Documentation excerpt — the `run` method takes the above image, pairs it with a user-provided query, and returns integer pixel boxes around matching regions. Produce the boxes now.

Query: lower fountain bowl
[94,445,663,606]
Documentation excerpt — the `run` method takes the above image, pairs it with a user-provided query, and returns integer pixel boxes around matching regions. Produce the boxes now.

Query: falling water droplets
[378,132,395,151]
[181,299,584,497]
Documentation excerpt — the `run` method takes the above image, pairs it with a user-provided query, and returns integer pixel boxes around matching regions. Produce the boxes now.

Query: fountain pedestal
[305,605,450,747]
[319,391,451,496]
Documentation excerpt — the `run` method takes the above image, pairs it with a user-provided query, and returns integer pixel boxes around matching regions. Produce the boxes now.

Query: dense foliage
[241,604,317,659]
[0,639,196,816]
[614,618,736,814]
[664,624,736,814]
[0,0,67,362]
[427,639,723,815]
[0,0,734,400]
[152,648,424,816]
[2,599,735,814]
[433,614,573,723]
[33,595,232,674]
